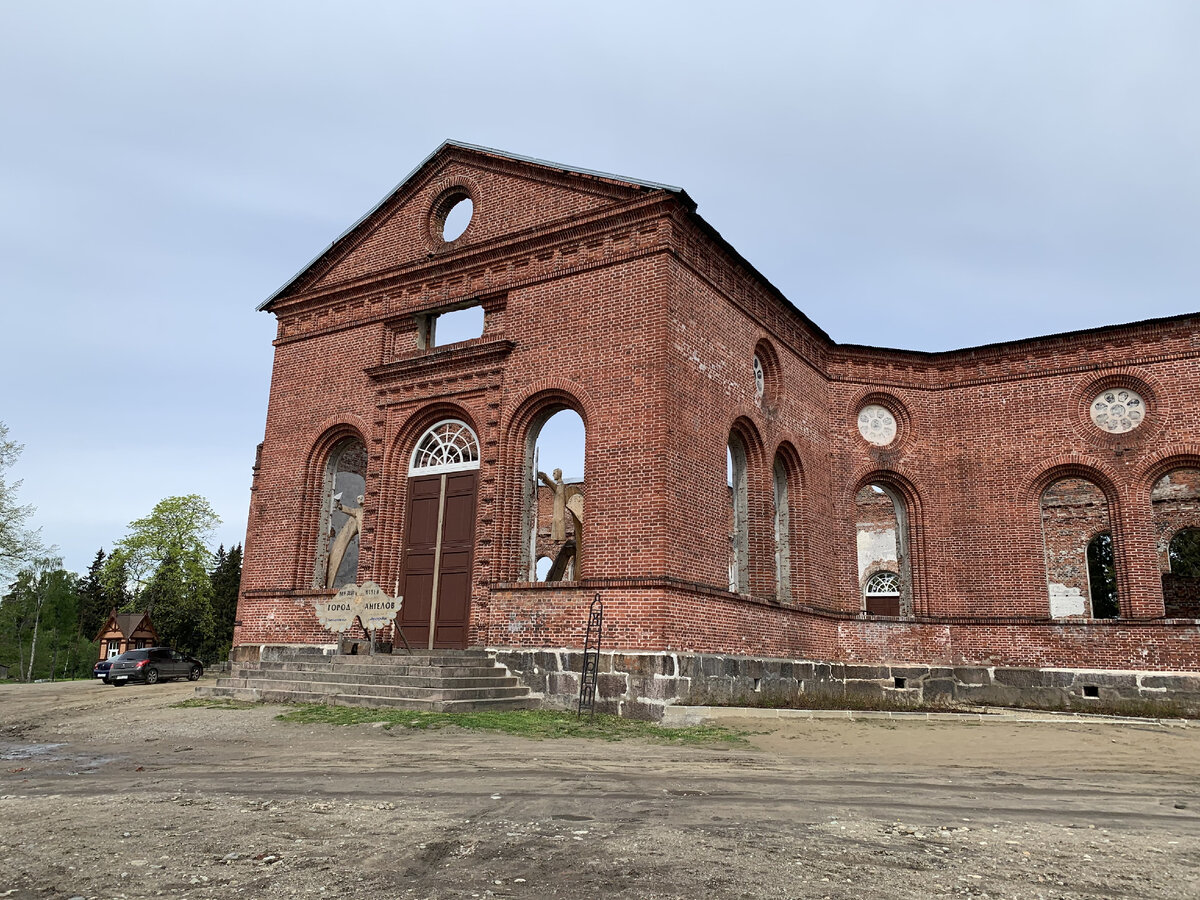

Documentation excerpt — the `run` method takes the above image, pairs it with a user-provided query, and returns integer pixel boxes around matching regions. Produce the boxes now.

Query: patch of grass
[274,705,749,745]
[173,698,260,710]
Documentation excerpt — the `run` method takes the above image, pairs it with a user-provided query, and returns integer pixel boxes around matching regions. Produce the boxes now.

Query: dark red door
[399,471,478,649]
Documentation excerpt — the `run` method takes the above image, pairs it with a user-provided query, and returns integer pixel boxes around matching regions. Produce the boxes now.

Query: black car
[106,647,204,686]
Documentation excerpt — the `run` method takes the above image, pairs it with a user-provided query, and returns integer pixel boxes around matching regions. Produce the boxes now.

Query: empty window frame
[728,435,749,593]
[772,457,791,601]
[419,304,485,349]
[1039,477,1117,618]
[1151,468,1200,616]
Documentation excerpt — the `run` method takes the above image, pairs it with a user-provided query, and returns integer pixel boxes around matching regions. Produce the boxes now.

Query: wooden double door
[398,471,478,649]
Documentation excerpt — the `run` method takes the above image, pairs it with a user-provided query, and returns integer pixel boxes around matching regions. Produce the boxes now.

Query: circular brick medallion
[1089,388,1146,434]
[857,404,898,446]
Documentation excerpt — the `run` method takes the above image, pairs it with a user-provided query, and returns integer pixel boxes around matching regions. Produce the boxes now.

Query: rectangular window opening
[427,304,485,348]
[1082,685,1100,699]
[752,678,762,693]
[893,676,907,689]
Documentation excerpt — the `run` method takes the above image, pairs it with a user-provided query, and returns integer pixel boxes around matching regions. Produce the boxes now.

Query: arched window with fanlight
[410,419,480,473]
[864,570,901,616]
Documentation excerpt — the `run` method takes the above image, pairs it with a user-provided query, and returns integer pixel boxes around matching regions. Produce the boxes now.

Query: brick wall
[234,142,1200,684]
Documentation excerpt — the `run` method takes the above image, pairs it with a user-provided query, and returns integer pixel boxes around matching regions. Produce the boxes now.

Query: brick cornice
[270,192,680,318]
[365,339,514,385]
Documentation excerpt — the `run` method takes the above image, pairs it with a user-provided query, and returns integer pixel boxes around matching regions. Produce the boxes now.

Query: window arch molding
[1138,448,1200,501]
[1025,459,1122,510]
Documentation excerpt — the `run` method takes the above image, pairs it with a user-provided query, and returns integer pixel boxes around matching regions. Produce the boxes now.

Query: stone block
[951,667,993,685]
[844,664,888,681]
[843,680,886,701]
[1140,674,1200,691]
[597,672,628,700]
[548,671,579,698]
[993,668,1074,689]
[923,678,959,702]
[791,662,815,681]
[612,653,672,677]
[620,700,662,722]
[890,666,932,680]
[1070,672,1137,691]
[629,674,684,702]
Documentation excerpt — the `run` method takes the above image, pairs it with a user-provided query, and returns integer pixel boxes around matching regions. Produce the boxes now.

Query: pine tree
[208,543,242,661]
[77,549,112,643]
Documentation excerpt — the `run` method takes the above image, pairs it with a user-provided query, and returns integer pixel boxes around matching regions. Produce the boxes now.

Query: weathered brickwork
[235,141,1200,710]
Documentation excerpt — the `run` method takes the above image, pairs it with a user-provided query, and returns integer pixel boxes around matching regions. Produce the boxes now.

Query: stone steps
[197,647,536,713]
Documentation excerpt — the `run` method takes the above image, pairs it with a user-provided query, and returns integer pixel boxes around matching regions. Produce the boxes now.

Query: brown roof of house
[97,610,155,642]
[115,613,150,638]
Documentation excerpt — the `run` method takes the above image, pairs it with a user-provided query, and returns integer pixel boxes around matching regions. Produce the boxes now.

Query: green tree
[106,495,220,596]
[0,558,80,681]
[77,548,115,642]
[104,495,221,660]
[208,543,243,661]
[142,553,213,657]
[0,421,45,585]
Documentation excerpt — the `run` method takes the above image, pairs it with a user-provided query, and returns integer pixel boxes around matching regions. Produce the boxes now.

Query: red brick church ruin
[233,141,1200,716]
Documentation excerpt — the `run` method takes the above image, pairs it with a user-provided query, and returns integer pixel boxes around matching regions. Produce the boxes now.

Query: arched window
[727,434,749,593]
[1040,477,1117,618]
[409,419,480,474]
[772,457,791,601]
[315,437,367,590]
[856,483,911,616]
[523,408,585,582]
[865,571,901,599]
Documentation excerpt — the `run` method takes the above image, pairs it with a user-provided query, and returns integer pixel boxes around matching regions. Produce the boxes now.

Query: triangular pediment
[262,141,684,309]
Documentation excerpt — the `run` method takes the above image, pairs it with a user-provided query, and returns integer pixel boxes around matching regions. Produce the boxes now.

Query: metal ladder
[577,594,603,717]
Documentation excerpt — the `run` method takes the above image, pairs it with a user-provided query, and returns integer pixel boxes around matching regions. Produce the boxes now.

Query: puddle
[0,743,119,772]
[0,743,65,761]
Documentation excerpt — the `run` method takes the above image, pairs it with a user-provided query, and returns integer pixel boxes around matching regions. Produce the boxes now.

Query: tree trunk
[16,629,26,683]
[26,607,41,682]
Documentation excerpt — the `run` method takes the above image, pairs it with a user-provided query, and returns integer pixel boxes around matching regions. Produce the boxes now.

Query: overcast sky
[2,1,1197,577]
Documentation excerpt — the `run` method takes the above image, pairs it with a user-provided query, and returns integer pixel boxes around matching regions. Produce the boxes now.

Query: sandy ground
[1,680,1198,900]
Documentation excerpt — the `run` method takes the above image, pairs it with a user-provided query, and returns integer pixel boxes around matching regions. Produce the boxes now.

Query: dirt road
[1,680,1198,899]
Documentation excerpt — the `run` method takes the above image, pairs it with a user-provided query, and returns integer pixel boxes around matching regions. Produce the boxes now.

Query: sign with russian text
[315,582,402,633]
